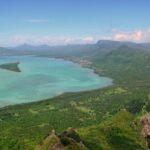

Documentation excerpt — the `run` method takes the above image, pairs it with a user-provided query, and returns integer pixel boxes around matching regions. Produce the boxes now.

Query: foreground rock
[35,128,88,150]
[141,114,150,149]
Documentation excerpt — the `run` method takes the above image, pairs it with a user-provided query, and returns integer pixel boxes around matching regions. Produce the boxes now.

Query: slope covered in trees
[0,41,149,149]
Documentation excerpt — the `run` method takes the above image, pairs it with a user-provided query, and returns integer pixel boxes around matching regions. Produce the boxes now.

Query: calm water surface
[0,56,112,107]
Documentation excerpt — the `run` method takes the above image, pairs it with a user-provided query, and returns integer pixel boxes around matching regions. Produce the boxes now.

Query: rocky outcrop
[35,128,88,150]
[141,114,150,149]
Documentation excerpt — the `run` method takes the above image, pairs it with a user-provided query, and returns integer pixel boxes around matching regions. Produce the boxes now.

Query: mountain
[96,40,150,52]
[140,43,150,51]
[13,40,150,56]
[0,40,149,58]
[14,44,51,51]
[0,47,11,55]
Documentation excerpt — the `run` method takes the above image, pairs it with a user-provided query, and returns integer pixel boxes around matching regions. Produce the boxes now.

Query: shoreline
[0,55,113,110]
[0,84,115,111]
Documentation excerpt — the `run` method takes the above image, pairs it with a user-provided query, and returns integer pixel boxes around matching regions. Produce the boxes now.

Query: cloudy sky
[0,0,150,46]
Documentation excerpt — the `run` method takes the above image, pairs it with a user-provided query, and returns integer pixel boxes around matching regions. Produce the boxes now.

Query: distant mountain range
[0,40,150,57]
[13,43,52,51]
[11,40,150,51]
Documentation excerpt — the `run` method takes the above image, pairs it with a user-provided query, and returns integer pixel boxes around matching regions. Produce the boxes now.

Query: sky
[0,0,150,46]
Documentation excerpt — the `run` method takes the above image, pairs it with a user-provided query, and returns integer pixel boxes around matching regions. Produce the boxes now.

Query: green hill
[0,41,149,149]
[79,110,145,150]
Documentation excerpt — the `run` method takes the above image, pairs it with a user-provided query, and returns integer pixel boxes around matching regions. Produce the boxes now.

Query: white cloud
[64,38,74,43]
[82,36,94,43]
[12,36,28,44]
[8,35,95,46]
[110,29,150,42]
[26,19,49,23]
[1,29,150,46]
[113,30,143,41]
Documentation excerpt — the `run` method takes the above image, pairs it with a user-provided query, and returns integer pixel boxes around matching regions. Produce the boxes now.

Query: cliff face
[35,128,88,150]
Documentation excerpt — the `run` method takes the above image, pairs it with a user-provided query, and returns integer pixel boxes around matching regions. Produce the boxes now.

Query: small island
[0,62,21,72]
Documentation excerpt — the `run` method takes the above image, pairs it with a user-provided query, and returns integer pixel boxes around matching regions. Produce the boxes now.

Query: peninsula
[0,62,21,72]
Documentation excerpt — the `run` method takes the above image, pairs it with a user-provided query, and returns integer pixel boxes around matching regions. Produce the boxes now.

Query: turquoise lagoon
[0,56,112,107]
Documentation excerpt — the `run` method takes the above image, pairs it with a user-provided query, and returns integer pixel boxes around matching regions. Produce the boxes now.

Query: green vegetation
[0,41,150,149]
[0,62,21,72]
[79,110,145,150]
